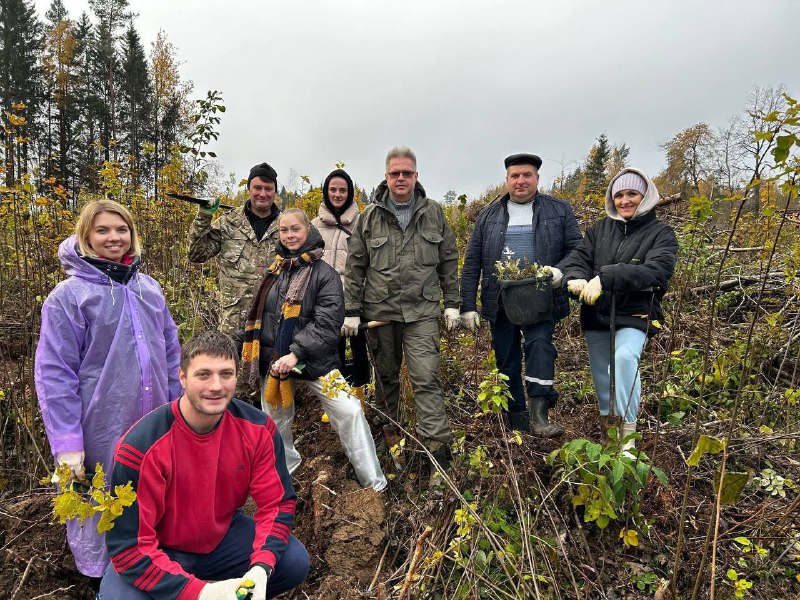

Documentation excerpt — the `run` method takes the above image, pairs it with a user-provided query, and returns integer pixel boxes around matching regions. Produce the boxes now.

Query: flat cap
[504,153,542,170]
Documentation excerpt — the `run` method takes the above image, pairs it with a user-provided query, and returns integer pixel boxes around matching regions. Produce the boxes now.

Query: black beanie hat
[247,162,278,187]
[322,168,355,218]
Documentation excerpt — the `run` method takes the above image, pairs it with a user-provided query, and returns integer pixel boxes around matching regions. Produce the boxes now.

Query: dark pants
[338,330,371,387]
[490,307,557,414]
[98,511,309,599]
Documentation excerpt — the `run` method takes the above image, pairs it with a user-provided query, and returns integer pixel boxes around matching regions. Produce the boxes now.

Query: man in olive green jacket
[188,163,281,334]
[343,147,460,478]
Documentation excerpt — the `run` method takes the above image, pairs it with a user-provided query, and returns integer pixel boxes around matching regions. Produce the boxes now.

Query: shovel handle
[359,320,389,331]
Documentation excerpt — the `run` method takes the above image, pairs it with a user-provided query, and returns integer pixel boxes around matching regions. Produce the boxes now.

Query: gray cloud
[40,0,800,198]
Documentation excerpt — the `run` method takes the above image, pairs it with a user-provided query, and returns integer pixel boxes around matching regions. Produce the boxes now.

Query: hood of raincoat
[605,167,660,222]
[59,235,140,285]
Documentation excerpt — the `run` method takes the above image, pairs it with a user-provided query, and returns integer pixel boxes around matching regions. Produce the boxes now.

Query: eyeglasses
[387,170,416,179]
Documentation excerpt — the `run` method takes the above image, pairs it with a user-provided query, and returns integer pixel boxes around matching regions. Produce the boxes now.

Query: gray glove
[548,267,563,288]
[443,308,460,331]
[460,311,480,330]
[342,316,361,337]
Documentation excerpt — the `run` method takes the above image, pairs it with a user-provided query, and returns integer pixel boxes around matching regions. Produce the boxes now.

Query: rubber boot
[428,446,450,495]
[620,421,637,452]
[507,410,530,433]
[528,396,564,438]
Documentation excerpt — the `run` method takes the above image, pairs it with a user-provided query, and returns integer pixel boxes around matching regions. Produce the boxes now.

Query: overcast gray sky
[34,0,800,199]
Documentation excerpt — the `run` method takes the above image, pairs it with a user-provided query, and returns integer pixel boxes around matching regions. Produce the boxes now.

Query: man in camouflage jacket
[188,163,281,334]
[343,147,460,479]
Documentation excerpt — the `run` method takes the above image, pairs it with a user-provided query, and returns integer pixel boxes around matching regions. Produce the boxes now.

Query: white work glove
[443,308,460,331]
[197,578,242,600]
[460,311,480,330]
[241,565,270,600]
[548,267,563,288]
[580,276,603,305]
[567,278,588,296]
[341,316,361,337]
[51,450,86,484]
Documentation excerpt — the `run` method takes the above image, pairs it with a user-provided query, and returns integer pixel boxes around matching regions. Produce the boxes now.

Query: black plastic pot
[498,277,553,325]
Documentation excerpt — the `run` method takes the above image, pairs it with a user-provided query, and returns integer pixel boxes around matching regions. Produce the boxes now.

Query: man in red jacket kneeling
[98,331,309,600]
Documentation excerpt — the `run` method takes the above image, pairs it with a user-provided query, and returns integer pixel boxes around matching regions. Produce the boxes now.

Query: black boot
[528,396,564,437]
[428,446,450,494]
[507,410,530,433]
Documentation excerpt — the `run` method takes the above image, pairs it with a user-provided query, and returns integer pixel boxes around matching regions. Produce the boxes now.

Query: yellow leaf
[115,482,137,507]
[620,529,639,547]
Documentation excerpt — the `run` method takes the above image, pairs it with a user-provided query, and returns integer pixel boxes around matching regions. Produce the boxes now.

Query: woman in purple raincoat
[35,200,182,579]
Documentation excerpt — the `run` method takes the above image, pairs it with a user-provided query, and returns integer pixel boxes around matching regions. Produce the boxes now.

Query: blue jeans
[585,328,647,423]
[98,511,309,599]
[490,308,557,413]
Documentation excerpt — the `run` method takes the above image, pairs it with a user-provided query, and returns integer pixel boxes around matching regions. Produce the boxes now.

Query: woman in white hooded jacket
[311,168,371,389]
[562,168,678,450]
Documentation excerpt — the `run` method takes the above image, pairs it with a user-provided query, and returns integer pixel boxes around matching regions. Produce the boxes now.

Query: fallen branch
[687,271,785,296]
[397,525,432,600]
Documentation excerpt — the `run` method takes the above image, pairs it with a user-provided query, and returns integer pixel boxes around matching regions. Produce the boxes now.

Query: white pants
[261,372,387,492]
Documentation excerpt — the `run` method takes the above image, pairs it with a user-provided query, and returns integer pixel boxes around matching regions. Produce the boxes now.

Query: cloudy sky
[33,0,800,199]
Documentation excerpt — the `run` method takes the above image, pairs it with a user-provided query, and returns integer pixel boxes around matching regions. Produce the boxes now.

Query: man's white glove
[548,267,563,288]
[197,577,241,599]
[51,450,86,484]
[580,276,603,305]
[460,311,480,330]
[241,565,270,600]
[443,308,460,331]
[341,316,361,337]
[567,278,588,296]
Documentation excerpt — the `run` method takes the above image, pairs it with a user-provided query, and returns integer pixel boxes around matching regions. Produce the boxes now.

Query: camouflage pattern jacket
[344,181,459,323]
[187,204,279,333]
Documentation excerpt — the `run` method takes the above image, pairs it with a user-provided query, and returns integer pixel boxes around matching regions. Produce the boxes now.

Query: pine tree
[583,133,610,196]
[0,0,43,185]
[88,0,133,161]
[119,23,152,188]
[71,11,101,190]
[42,0,78,188]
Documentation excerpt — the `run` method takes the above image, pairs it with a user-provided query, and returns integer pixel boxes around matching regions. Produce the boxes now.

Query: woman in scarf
[239,208,386,491]
[311,168,371,391]
[562,168,678,451]
[35,200,182,580]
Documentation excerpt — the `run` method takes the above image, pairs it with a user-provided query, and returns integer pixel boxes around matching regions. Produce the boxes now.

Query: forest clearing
[2,1,800,599]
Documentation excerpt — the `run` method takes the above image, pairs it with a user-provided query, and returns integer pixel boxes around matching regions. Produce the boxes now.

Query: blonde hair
[277,208,311,230]
[75,200,141,258]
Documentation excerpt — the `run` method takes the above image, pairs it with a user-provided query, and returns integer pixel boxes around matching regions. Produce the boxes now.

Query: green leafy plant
[726,569,753,598]
[547,429,667,531]
[475,352,512,415]
[752,467,797,498]
[494,250,554,282]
